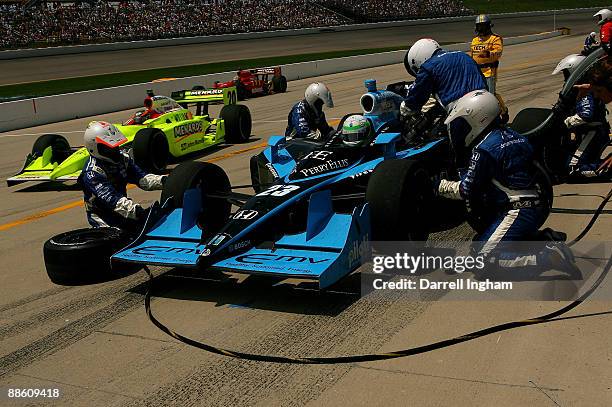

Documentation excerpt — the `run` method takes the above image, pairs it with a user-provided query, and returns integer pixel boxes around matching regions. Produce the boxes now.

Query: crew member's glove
[551,91,576,118]
[400,101,418,117]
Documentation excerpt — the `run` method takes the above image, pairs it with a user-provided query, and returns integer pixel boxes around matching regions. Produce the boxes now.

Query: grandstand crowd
[0,0,470,49]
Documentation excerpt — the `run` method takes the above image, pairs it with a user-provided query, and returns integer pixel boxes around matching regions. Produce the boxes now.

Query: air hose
[142,187,612,364]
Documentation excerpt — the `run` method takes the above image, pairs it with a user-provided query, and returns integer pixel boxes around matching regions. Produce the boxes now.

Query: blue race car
[111,80,459,289]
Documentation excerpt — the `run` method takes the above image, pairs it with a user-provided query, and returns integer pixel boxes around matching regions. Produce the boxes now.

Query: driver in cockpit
[339,114,373,147]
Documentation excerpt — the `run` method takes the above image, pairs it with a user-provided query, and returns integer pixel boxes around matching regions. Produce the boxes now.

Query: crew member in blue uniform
[285,82,335,140]
[79,121,166,230]
[436,90,578,275]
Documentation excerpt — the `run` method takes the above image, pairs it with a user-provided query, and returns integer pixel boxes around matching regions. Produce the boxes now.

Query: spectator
[0,0,471,49]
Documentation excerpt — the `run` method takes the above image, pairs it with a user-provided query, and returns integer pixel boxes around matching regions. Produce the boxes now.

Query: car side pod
[211,190,372,289]
[373,132,401,159]
[111,188,205,268]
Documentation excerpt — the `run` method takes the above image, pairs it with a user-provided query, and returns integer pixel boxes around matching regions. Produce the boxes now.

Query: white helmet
[406,38,440,74]
[84,121,128,162]
[341,114,372,146]
[305,82,334,108]
[594,9,612,25]
[552,54,586,77]
[444,90,500,147]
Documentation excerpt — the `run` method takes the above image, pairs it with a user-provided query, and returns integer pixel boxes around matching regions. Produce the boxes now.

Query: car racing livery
[7,87,251,186]
[111,80,456,289]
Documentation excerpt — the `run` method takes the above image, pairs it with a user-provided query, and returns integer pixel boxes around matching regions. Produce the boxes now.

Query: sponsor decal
[190,89,223,96]
[181,138,205,151]
[347,234,370,269]
[235,253,330,265]
[229,240,251,252]
[304,150,333,160]
[232,210,259,220]
[132,245,203,256]
[265,162,279,179]
[175,122,203,138]
[349,168,373,179]
[201,248,212,257]
[299,159,349,177]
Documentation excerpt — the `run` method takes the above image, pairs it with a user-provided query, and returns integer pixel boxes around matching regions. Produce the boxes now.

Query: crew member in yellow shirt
[470,14,503,94]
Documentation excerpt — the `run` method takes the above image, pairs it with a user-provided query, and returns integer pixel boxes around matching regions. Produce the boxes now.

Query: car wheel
[133,128,169,173]
[160,161,231,234]
[509,108,552,134]
[366,159,433,241]
[271,76,288,93]
[43,227,136,285]
[220,104,252,143]
[32,134,71,162]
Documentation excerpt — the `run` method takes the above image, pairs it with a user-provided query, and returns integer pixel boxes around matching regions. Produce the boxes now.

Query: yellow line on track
[0,141,268,232]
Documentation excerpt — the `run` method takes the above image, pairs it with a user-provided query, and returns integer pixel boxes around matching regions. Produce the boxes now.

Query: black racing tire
[509,108,552,134]
[160,161,231,233]
[272,76,288,93]
[278,76,288,92]
[43,227,135,285]
[32,134,71,163]
[220,104,252,143]
[366,159,432,241]
[133,128,169,173]
[250,155,263,193]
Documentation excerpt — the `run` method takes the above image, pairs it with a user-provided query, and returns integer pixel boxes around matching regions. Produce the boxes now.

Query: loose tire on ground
[32,134,71,163]
[43,227,135,285]
[220,104,252,143]
[160,161,231,234]
[133,128,169,173]
[366,159,433,241]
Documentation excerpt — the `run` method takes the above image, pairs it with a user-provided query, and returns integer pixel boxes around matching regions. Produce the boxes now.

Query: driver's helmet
[594,8,612,26]
[144,95,180,115]
[341,115,372,147]
[552,54,586,81]
[444,90,500,149]
[84,121,128,163]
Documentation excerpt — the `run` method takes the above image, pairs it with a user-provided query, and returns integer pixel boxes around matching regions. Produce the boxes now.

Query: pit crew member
[436,90,577,274]
[285,82,335,140]
[470,14,503,95]
[400,38,489,163]
[79,121,166,229]
[594,9,612,53]
[553,54,611,180]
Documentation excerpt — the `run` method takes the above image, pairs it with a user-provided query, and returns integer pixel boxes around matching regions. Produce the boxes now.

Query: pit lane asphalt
[0,34,610,407]
[0,9,598,85]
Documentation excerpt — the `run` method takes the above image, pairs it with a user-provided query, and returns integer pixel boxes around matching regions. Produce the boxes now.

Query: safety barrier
[0,30,563,132]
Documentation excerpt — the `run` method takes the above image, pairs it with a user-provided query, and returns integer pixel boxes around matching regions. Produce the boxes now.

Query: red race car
[213,66,287,100]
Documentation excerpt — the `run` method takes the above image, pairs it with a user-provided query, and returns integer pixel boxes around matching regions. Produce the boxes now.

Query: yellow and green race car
[7,86,251,186]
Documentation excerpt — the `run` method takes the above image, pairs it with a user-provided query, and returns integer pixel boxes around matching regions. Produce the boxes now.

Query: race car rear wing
[172,87,238,106]
[248,66,282,76]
